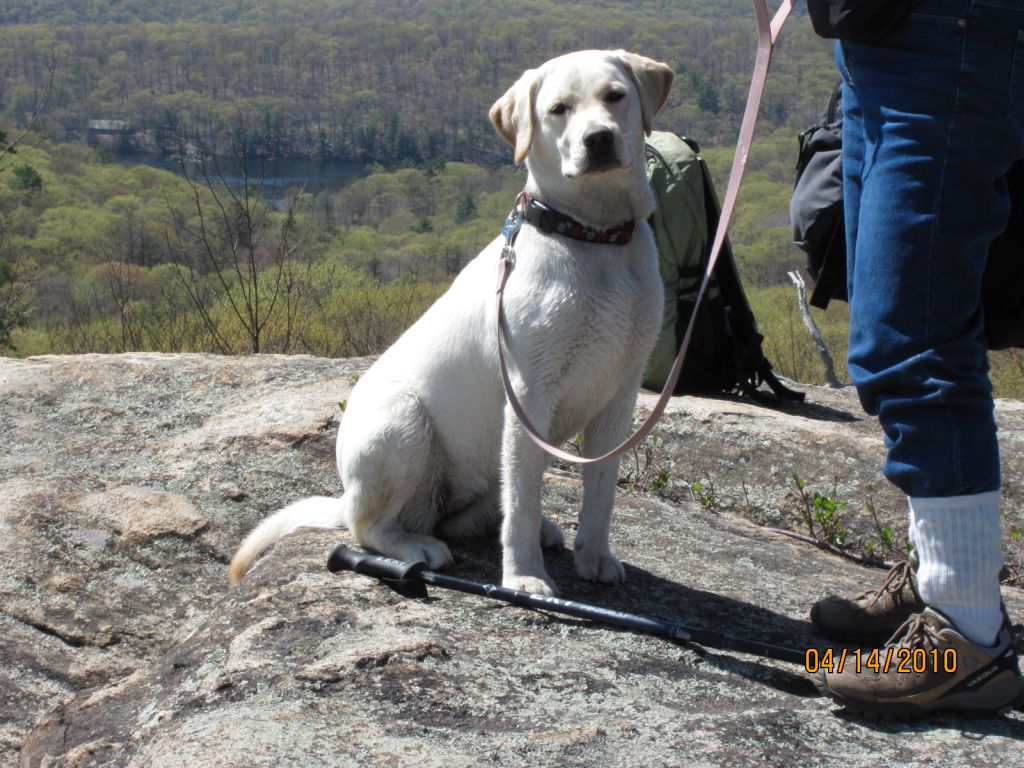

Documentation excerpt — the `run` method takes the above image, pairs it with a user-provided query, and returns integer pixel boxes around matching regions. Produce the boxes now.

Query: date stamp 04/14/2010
[804,647,958,675]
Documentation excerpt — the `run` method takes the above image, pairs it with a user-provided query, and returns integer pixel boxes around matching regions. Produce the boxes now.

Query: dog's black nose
[583,127,615,150]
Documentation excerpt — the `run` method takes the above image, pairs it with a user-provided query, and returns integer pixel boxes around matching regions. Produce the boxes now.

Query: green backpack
[643,131,803,405]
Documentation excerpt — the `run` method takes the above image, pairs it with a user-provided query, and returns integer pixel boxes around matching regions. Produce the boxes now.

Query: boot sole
[812,673,1024,721]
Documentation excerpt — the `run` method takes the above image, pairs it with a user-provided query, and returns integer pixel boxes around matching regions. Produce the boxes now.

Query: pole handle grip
[327,544,427,581]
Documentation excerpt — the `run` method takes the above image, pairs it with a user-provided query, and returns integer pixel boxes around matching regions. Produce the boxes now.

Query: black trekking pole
[327,544,807,666]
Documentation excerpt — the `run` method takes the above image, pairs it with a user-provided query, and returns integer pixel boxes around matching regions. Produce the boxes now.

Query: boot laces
[860,559,914,608]
[884,611,942,651]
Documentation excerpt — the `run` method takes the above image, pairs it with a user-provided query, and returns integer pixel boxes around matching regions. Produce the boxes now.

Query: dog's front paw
[504,572,558,596]
[573,542,625,585]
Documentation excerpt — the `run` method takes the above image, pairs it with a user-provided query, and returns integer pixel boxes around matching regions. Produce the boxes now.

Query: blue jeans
[839,0,1024,497]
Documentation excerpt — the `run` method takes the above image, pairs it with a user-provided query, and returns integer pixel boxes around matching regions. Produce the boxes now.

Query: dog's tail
[229,496,345,585]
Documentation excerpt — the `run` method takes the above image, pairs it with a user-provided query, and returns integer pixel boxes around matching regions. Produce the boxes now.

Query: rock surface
[1,353,1022,767]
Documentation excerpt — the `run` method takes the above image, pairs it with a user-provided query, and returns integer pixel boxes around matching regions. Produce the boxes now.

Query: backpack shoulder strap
[698,156,806,404]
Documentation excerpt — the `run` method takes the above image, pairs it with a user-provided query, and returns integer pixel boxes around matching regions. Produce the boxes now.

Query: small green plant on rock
[618,434,672,494]
[689,478,717,509]
[791,473,849,547]
[863,484,897,559]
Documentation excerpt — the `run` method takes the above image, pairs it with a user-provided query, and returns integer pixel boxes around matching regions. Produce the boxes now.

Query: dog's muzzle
[582,127,620,171]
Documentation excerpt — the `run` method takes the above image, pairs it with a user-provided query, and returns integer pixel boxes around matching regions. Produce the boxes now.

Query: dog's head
[489,50,673,177]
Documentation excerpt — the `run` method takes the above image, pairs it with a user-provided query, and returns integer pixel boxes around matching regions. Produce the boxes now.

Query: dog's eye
[605,90,626,104]
[549,103,568,116]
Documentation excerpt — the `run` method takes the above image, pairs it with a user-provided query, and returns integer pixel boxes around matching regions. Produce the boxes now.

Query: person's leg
[812,0,1024,718]
[842,0,1024,647]
[909,493,1002,645]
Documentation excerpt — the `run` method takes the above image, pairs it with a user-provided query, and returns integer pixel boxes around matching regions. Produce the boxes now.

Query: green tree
[11,163,43,192]
[0,260,29,352]
[455,191,477,223]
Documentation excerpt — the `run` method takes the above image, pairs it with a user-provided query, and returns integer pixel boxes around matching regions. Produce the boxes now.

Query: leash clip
[498,193,527,279]
[500,242,516,270]
[503,192,528,240]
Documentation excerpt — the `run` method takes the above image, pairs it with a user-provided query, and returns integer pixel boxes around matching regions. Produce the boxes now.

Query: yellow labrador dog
[230,50,672,595]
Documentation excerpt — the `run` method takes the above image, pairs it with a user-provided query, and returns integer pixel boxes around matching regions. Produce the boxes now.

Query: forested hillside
[1,1,836,163]
[4,1,1024,395]
[0,134,518,357]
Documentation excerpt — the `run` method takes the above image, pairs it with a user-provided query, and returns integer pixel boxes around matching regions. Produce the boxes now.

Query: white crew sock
[908,491,1004,647]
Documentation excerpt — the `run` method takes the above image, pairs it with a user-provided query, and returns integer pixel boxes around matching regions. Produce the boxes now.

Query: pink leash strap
[497,0,795,465]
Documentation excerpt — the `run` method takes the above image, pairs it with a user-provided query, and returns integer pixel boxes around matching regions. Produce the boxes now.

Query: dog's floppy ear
[614,51,674,135]
[489,68,540,166]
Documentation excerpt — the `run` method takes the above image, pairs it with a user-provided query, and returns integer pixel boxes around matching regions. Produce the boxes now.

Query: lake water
[115,152,367,201]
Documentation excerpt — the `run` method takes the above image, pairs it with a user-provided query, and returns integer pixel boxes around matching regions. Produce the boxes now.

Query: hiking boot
[812,608,1024,719]
[810,559,924,644]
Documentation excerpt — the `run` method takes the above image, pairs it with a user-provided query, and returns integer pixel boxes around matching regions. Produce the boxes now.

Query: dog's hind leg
[343,478,451,569]
[340,390,452,569]
[437,489,564,552]
[540,515,565,549]
[436,489,501,541]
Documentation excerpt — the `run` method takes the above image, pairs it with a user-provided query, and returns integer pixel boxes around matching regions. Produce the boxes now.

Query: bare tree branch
[787,270,844,388]
[163,126,304,354]
[0,47,58,164]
